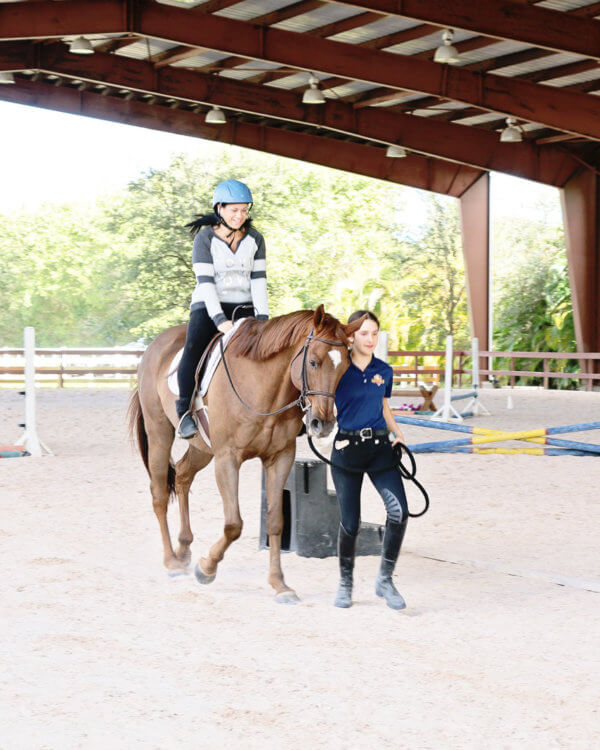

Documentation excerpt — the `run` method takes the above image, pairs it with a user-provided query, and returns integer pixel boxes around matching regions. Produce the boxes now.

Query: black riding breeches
[177,302,254,405]
[330,434,408,537]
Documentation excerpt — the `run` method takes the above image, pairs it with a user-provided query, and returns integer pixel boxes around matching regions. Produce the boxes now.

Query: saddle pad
[167,317,247,398]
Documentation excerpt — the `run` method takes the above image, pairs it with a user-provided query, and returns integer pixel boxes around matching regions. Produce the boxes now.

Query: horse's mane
[228,309,345,361]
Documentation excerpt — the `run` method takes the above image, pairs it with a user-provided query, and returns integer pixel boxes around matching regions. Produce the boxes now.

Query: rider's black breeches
[177,303,252,405]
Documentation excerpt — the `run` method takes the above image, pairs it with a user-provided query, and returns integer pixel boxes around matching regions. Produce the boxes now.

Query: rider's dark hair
[185,203,253,237]
[348,309,380,328]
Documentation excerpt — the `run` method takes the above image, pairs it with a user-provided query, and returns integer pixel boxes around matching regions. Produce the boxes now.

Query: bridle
[218,327,348,418]
[218,322,431,517]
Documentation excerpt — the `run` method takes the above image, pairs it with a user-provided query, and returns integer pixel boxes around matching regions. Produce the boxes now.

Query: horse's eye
[309,359,319,369]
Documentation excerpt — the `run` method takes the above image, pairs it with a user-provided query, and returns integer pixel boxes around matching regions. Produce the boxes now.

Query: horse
[128,305,364,602]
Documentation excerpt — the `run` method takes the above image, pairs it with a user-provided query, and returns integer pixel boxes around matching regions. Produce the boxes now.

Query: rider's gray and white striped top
[190,226,269,326]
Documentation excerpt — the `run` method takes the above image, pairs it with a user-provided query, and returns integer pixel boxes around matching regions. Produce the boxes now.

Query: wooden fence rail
[389,349,600,391]
[0,348,146,387]
[1,346,599,390]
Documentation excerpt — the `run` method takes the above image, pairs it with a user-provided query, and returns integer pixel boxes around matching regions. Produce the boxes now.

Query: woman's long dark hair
[185,205,253,237]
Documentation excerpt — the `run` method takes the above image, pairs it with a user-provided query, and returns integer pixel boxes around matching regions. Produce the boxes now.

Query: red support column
[459,173,490,374]
[561,169,600,381]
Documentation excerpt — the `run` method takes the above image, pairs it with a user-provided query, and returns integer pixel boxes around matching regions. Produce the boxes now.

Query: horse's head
[293,305,366,438]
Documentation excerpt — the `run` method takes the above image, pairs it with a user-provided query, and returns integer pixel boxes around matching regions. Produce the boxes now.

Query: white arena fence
[0,345,146,387]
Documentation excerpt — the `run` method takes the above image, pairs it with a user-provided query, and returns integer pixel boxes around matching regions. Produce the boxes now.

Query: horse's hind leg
[144,419,184,574]
[174,445,213,566]
[195,452,242,584]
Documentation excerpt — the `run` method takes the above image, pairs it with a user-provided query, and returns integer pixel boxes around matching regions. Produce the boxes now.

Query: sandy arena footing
[1,386,599,748]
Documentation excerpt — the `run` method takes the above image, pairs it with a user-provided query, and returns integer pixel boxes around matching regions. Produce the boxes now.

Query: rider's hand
[218,320,234,334]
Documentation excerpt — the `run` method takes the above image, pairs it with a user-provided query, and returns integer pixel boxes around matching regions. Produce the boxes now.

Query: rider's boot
[176,397,199,440]
[375,519,408,610]
[334,523,357,608]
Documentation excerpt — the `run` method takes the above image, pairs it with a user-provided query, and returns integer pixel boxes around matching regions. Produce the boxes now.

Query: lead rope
[307,435,430,518]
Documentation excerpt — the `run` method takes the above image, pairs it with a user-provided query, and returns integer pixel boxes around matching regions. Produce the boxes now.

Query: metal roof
[2,0,600,194]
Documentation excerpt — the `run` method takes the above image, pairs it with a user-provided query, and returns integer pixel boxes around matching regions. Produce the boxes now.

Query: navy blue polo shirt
[335,356,393,431]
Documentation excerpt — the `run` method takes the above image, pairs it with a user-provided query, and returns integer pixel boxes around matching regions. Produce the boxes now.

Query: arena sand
[0,387,598,748]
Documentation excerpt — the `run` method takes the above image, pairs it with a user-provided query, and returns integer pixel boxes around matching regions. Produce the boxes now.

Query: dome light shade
[205,106,226,124]
[0,72,15,84]
[434,29,460,65]
[69,36,94,55]
[302,74,326,104]
[386,144,407,158]
[500,117,523,142]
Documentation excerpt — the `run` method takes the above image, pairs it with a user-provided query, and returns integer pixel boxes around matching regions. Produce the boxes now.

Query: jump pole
[431,335,463,423]
[395,414,600,455]
[17,327,52,457]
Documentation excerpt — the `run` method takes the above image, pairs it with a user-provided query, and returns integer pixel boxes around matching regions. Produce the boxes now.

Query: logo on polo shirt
[371,373,385,386]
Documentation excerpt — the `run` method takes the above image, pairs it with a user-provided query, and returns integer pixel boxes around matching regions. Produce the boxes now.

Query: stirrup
[177,411,199,439]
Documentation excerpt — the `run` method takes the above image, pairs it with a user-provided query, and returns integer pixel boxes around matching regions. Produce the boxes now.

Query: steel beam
[561,170,600,372]
[6,42,580,186]
[322,0,600,59]
[135,1,600,143]
[0,0,124,40]
[5,1,600,141]
[0,77,483,196]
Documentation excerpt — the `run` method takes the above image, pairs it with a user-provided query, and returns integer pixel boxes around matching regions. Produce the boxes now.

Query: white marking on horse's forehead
[328,350,342,368]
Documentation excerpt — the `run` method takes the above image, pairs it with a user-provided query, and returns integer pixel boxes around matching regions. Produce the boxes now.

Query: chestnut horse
[128,306,363,602]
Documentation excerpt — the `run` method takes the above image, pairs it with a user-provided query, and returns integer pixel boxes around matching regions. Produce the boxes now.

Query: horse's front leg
[264,446,299,603]
[195,451,243,585]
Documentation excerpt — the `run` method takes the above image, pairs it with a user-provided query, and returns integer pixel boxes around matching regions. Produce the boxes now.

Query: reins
[218,327,347,417]
[217,317,430,518]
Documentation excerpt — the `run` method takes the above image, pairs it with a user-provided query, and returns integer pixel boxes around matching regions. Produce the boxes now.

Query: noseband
[218,328,347,418]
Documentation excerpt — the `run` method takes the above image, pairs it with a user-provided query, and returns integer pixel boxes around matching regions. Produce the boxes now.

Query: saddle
[187,333,223,445]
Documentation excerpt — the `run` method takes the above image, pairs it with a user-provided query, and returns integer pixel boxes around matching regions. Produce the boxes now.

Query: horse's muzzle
[306,409,335,438]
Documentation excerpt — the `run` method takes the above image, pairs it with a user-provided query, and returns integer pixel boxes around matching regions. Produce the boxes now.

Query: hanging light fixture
[386,144,407,158]
[302,74,326,105]
[0,72,15,85]
[69,36,94,55]
[205,106,226,125]
[433,29,460,65]
[500,117,523,142]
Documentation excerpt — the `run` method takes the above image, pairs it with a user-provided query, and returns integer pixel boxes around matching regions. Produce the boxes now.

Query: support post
[459,173,490,379]
[560,169,600,383]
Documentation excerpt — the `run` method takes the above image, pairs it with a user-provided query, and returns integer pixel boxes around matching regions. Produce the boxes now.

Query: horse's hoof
[167,567,189,578]
[276,591,300,604]
[194,562,216,585]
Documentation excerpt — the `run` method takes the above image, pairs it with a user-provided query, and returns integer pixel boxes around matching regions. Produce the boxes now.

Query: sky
[0,100,562,225]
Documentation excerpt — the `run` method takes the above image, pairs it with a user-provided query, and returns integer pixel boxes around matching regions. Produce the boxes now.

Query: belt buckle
[359,427,373,440]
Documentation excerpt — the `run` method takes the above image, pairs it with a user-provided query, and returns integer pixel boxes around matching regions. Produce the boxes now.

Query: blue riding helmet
[212,180,253,207]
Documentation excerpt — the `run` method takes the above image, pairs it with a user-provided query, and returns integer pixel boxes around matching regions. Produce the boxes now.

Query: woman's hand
[218,320,234,334]
[391,429,405,448]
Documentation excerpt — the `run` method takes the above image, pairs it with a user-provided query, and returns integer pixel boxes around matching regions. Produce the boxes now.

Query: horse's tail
[127,388,177,500]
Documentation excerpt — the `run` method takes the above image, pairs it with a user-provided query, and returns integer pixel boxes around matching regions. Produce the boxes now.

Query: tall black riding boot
[334,523,358,608]
[375,519,408,610]
[175,397,198,440]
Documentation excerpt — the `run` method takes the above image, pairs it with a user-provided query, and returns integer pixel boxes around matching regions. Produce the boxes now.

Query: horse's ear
[344,314,367,337]
[313,304,325,329]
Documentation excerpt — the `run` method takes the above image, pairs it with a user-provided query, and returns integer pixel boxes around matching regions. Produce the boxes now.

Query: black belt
[338,428,389,440]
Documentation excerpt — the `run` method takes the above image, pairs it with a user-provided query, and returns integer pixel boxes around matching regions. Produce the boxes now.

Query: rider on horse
[176,180,269,439]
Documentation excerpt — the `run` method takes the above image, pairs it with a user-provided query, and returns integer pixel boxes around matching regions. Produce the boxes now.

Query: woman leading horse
[129,307,364,602]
